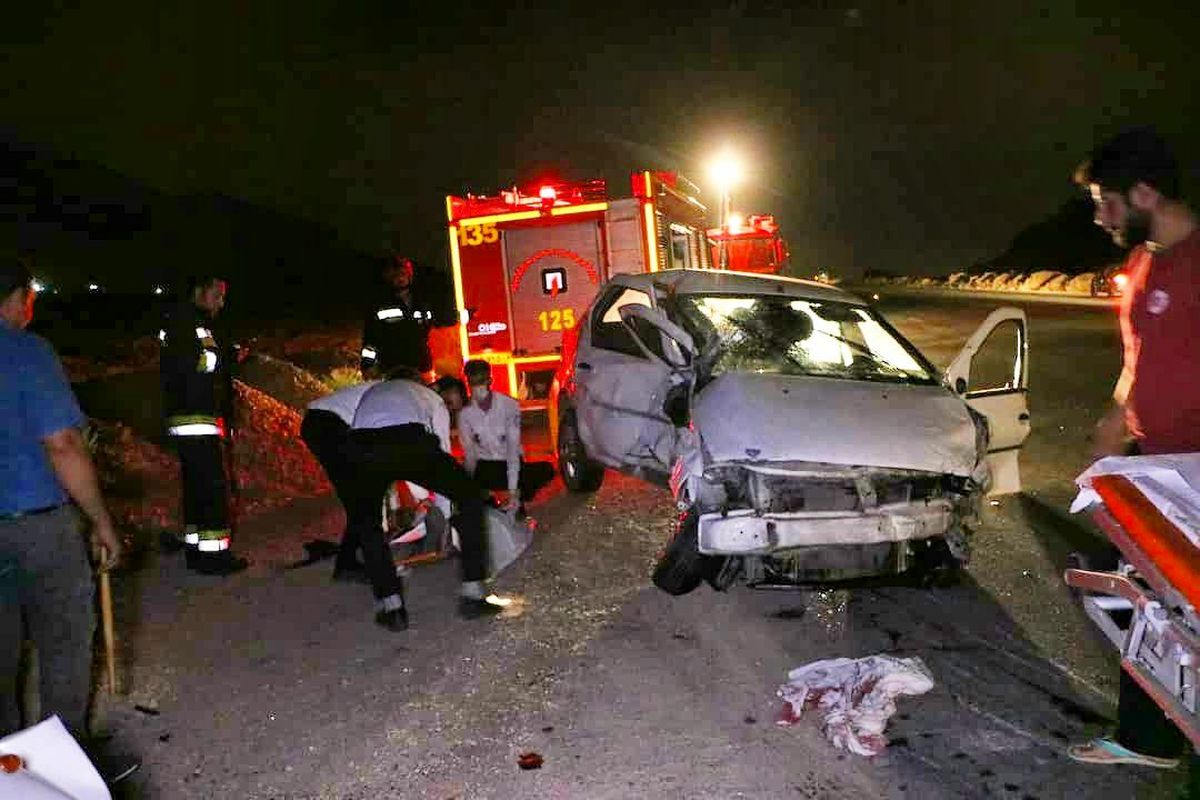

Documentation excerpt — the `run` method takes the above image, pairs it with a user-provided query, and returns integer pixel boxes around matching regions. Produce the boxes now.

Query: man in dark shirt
[0,257,137,782]
[1069,127,1200,772]
[359,254,453,380]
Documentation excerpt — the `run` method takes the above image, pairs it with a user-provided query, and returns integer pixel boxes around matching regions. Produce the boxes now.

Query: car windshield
[668,294,937,385]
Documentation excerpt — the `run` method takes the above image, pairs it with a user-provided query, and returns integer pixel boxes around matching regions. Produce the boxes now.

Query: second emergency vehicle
[446,171,713,409]
[707,214,789,274]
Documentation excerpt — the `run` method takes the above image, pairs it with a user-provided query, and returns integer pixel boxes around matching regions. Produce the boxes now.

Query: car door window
[592,287,652,357]
[966,319,1024,395]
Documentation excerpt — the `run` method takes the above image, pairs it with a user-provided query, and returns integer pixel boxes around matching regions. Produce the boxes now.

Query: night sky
[5,1,1198,277]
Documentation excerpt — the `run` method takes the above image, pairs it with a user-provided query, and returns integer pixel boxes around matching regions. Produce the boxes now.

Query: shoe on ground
[1067,737,1181,769]
[332,562,369,583]
[186,549,249,576]
[81,739,141,786]
[459,594,513,619]
[374,607,409,631]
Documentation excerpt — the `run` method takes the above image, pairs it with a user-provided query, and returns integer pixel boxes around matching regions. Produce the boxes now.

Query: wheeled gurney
[1065,455,1200,748]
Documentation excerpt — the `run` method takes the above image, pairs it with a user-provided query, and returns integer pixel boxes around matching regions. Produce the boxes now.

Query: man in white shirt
[459,360,524,512]
[347,368,509,631]
[301,379,379,582]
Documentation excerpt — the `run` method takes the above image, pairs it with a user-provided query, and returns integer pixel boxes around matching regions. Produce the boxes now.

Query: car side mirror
[617,304,696,370]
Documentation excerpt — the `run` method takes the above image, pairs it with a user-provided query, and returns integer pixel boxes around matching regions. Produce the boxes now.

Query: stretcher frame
[1065,474,1200,749]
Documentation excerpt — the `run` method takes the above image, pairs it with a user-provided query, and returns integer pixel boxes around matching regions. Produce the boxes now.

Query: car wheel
[652,511,718,596]
[912,537,963,589]
[557,411,605,493]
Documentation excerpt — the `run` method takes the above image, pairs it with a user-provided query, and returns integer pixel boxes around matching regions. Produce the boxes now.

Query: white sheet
[1071,454,1200,549]
[0,716,111,800]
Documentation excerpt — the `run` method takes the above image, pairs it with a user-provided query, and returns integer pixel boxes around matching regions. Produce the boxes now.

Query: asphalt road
[99,292,1173,799]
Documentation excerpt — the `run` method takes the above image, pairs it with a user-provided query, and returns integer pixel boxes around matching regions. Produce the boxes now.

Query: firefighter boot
[186,548,249,576]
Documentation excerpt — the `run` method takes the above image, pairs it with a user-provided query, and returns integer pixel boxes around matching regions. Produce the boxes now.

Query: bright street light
[707,149,745,269]
[31,278,46,293]
[88,283,100,292]
[727,212,745,231]
[707,150,744,192]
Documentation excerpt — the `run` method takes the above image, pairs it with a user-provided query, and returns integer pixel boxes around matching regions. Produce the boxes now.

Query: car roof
[609,269,865,304]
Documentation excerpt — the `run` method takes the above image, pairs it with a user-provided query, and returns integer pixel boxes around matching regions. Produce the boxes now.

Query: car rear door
[944,307,1031,495]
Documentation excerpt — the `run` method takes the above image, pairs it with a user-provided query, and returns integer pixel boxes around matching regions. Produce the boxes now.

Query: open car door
[944,307,1031,495]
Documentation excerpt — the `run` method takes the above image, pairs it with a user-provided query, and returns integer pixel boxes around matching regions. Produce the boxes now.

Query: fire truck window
[593,288,652,357]
[669,225,693,270]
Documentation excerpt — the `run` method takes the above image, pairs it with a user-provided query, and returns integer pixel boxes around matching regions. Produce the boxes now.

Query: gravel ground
[86,293,1176,798]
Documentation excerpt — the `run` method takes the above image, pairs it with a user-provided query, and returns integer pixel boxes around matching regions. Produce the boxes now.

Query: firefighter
[159,274,247,575]
[359,254,449,380]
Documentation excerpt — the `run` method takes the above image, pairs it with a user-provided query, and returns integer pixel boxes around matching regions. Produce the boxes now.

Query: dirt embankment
[77,342,342,548]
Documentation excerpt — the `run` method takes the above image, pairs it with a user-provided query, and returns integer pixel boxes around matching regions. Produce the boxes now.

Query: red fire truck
[446,171,712,409]
[707,214,789,274]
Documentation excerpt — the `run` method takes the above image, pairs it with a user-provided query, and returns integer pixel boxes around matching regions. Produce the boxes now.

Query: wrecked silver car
[549,270,1030,594]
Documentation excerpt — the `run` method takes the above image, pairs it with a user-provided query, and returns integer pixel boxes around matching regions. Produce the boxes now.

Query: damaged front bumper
[696,499,956,555]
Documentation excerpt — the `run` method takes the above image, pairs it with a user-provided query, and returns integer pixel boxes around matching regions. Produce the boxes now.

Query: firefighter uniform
[359,292,440,376]
[159,301,241,574]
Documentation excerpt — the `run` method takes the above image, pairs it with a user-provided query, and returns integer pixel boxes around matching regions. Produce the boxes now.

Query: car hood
[691,372,979,476]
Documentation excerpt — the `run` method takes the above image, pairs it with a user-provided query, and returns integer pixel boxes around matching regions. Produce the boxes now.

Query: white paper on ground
[0,716,111,800]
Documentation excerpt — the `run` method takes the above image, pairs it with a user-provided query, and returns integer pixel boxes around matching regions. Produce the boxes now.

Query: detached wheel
[557,411,605,493]
[652,511,718,596]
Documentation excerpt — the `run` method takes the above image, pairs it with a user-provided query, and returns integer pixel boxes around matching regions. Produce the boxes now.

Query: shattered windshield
[668,294,937,384]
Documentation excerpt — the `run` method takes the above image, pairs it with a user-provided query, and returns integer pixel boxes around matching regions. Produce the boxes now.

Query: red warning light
[1113,272,1129,289]
[538,185,557,202]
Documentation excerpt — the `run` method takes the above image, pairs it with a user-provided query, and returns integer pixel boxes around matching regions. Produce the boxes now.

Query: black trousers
[347,425,487,601]
[174,435,230,540]
[300,410,358,569]
[471,459,555,503]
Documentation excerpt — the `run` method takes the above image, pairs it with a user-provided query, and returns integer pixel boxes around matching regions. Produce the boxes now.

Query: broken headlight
[700,464,748,507]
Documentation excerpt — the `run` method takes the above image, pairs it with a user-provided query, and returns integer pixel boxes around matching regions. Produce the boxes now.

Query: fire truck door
[504,222,604,355]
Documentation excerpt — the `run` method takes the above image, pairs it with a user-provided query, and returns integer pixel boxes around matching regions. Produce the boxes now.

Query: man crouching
[346,367,511,631]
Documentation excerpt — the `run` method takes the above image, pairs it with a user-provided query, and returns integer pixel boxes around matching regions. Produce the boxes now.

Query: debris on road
[517,752,544,770]
[776,655,935,756]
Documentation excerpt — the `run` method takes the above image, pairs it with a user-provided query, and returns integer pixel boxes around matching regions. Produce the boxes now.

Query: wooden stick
[98,555,117,695]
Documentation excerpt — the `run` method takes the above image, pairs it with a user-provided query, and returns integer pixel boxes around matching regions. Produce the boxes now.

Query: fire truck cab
[707,214,789,275]
[447,171,711,409]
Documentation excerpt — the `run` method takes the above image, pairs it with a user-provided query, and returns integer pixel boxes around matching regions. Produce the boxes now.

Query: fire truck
[446,171,712,409]
[707,214,789,274]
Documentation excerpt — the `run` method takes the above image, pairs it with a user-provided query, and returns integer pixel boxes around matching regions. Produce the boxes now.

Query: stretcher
[1065,455,1200,748]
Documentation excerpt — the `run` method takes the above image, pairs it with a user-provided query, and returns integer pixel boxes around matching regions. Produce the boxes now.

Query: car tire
[557,411,605,493]
[912,537,963,589]
[652,511,716,596]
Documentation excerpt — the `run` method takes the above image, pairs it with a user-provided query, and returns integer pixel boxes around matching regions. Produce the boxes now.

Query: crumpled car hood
[691,373,979,476]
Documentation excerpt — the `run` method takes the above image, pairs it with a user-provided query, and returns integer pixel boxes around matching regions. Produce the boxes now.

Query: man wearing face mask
[159,274,247,575]
[458,360,527,515]
[1068,127,1200,771]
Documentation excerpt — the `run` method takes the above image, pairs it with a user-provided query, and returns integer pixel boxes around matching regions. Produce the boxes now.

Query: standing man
[360,254,451,380]
[301,379,378,582]
[459,359,542,516]
[346,368,510,631]
[0,258,132,772]
[159,274,246,575]
[1068,127,1200,770]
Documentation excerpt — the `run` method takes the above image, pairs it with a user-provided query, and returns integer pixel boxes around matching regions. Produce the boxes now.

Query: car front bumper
[696,500,956,555]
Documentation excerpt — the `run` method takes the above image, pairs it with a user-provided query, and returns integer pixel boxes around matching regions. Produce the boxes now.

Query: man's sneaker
[459,594,513,619]
[332,562,369,584]
[186,549,249,576]
[374,607,409,631]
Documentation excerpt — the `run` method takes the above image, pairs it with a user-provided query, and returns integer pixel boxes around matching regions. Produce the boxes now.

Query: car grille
[745,469,951,514]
